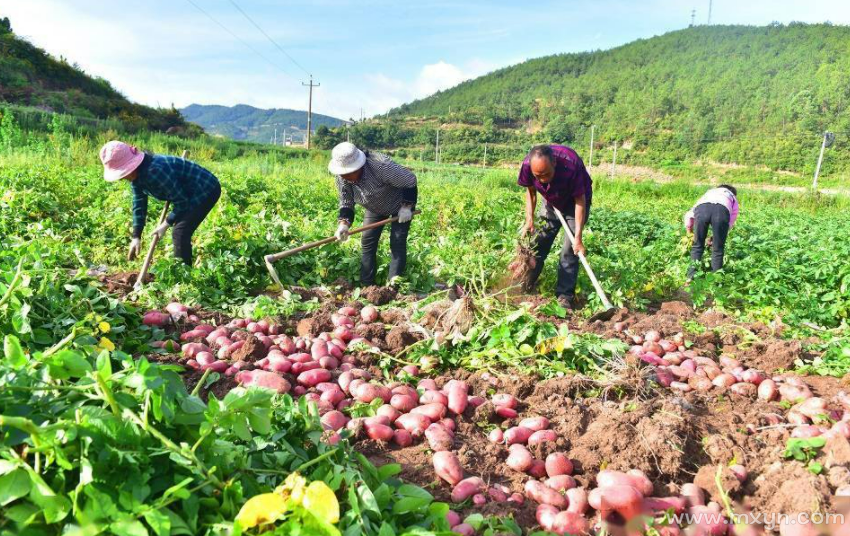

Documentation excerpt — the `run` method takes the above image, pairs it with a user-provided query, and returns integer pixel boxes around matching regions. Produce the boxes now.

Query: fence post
[588,125,595,169]
[610,140,617,178]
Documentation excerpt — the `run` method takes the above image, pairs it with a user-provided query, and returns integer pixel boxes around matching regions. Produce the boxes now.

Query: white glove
[151,221,170,240]
[398,205,413,223]
[128,238,141,260]
[335,222,350,243]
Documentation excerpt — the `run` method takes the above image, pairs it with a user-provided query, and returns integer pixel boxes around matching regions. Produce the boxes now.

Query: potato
[361,306,379,323]
[354,383,392,404]
[492,393,518,409]
[596,470,638,490]
[528,429,557,445]
[440,418,456,432]
[434,451,464,486]
[680,483,705,507]
[659,339,678,353]
[401,364,419,376]
[451,477,485,503]
[393,429,413,447]
[468,396,486,408]
[375,404,400,422]
[390,393,418,413]
[411,402,447,422]
[504,426,534,445]
[392,385,419,398]
[321,410,348,431]
[395,413,431,436]
[757,379,778,401]
[730,383,757,397]
[472,494,487,506]
[166,302,189,316]
[519,416,550,431]
[452,523,474,536]
[297,369,332,387]
[143,311,171,327]
[364,422,393,441]
[670,381,692,392]
[425,423,454,452]
[719,355,741,369]
[185,359,199,370]
[338,305,357,317]
[267,355,293,373]
[496,407,519,419]
[206,328,230,345]
[488,486,508,502]
[655,368,675,387]
[546,475,576,493]
[689,376,714,392]
[643,341,664,356]
[643,496,687,514]
[508,492,525,504]
[742,369,765,385]
[321,389,345,406]
[729,464,748,482]
[566,487,588,514]
[597,484,643,519]
[420,390,449,405]
[644,330,661,343]
[182,342,211,358]
[551,511,588,535]
[794,397,827,419]
[626,469,654,496]
[235,370,291,393]
[445,510,461,528]
[488,428,504,443]
[524,479,567,508]
[791,425,823,438]
[446,380,469,415]
[417,378,438,391]
[689,505,728,536]
[196,352,215,366]
[712,373,737,388]
[506,445,533,472]
[536,504,559,529]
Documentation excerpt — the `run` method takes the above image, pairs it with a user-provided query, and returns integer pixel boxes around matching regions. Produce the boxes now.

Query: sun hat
[100,140,145,182]
[328,142,366,175]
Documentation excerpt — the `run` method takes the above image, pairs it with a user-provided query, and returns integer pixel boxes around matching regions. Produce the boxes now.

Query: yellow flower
[98,337,115,351]
[98,321,111,333]
[235,493,288,529]
[303,481,340,524]
[275,473,307,504]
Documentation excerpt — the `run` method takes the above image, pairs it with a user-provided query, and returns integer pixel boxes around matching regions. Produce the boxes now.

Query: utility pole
[611,140,617,178]
[283,129,286,146]
[690,9,696,27]
[812,131,834,192]
[435,129,440,164]
[273,128,277,145]
[588,125,595,169]
[302,75,320,149]
[707,0,712,24]
[483,144,487,168]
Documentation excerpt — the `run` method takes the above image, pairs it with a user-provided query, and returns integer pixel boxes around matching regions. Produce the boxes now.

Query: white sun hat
[328,142,366,175]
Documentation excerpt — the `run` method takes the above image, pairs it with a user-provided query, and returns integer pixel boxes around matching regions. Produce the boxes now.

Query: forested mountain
[318,23,850,173]
[181,104,344,144]
[0,17,187,132]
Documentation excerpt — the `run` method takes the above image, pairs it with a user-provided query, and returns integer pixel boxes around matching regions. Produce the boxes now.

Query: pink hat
[100,140,145,182]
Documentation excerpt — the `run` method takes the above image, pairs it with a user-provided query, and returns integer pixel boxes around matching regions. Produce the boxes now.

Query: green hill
[182,103,345,144]
[325,23,850,174]
[0,17,188,133]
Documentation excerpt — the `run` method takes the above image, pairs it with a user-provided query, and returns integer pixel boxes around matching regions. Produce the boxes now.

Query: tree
[0,17,11,34]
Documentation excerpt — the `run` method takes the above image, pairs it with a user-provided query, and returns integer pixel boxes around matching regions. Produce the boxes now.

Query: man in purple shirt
[518,144,593,308]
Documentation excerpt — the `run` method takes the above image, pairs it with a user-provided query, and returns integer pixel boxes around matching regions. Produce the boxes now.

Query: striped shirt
[131,154,220,237]
[335,152,417,222]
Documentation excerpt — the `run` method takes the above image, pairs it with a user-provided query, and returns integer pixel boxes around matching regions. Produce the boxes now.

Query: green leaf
[378,522,396,536]
[110,518,149,536]
[463,513,485,530]
[4,502,40,524]
[4,334,26,368]
[0,469,31,506]
[377,463,402,481]
[143,510,171,536]
[47,349,92,379]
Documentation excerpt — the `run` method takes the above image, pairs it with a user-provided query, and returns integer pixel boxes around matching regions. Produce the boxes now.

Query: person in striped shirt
[100,141,221,265]
[328,142,418,286]
[684,184,740,278]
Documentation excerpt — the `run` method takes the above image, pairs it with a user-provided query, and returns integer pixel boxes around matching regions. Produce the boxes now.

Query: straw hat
[328,142,366,175]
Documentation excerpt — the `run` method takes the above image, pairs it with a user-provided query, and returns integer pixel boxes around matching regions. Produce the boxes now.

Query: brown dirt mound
[385,326,422,353]
[98,271,150,295]
[737,339,804,373]
[750,463,833,516]
[296,309,335,336]
[231,334,266,362]
[356,323,389,349]
[507,243,537,290]
[380,308,408,325]
[362,286,397,305]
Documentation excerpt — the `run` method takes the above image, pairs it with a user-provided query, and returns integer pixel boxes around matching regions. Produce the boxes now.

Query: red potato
[365,423,394,442]
[492,393,518,409]
[506,445,534,472]
[528,429,557,445]
[670,381,692,392]
[411,402,447,422]
[551,511,589,536]
[417,378,438,391]
[729,464,748,482]
[656,368,675,387]
[393,429,413,447]
[401,364,419,376]
[711,373,737,387]
[472,494,487,506]
[451,477,485,503]
[669,365,692,379]
[504,426,534,445]
[292,386,306,396]
[364,415,392,428]
[166,302,189,316]
[321,389,346,406]
[546,475,577,493]
[185,359,199,370]
[203,360,227,373]
[392,384,418,398]
[546,453,573,477]
[525,479,568,508]
[206,328,229,345]
[321,411,348,431]
[758,379,778,401]
[791,425,823,438]
[338,305,357,317]
[246,322,264,334]
[730,383,757,397]
[354,383,392,404]
[452,523,474,536]
[425,423,454,452]
[377,404,401,422]
[626,469,654,496]
[537,504,559,529]
[831,421,850,439]
[337,371,355,393]
[496,407,519,419]
[719,355,741,369]
[336,398,352,411]
[659,339,678,353]
[488,428,504,443]
[293,361,322,375]
[390,394,418,413]
[229,318,248,329]
[361,306,379,323]
[278,337,296,355]
[143,311,171,327]
[235,370,291,393]
[644,330,661,343]
[445,510,461,528]
[488,486,509,502]
[680,483,705,507]
[225,366,237,376]
[311,342,329,360]
[297,369,332,387]
[566,488,588,514]
[468,396,485,408]
[327,343,344,359]
[689,506,727,536]
[794,397,827,419]
[196,352,215,366]
[596,470,641,490]
[439,418,456,432]
[689,376,713,393]
[508,493,525,504]
[643,496,687,515]
[519,417,550,431]
[318,356,339,370]
[742,369,766,385]
[433,451,464,486]
[641,353,666,366]
[420,390,449,405]
[290,352,313,364]
[395,413,431,436]
[597,484,644,520]
[643,341,664,356]
[445,380,469,415]
[182,342,211,358]
[267,356,293,374]
[788,411,810,425]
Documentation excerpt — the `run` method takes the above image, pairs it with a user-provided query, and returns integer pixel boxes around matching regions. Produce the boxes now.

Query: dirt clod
[362,286,397,305]
[231,334,266,362]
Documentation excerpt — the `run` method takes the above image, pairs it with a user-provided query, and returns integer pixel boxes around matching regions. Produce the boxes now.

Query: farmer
[684,184,739,278]
[328,142,417,286]
[519,144,593,309]
[99,141,221,265]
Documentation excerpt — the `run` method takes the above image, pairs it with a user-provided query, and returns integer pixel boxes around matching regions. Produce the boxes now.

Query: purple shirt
[517,144,592,214]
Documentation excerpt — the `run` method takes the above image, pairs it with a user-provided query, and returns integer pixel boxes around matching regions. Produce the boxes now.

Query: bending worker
[100,141,221,265]
[519,144,593,309]
[328,142,417,286]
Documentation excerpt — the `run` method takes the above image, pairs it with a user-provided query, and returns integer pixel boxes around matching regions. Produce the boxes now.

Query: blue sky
[4,0,850,119]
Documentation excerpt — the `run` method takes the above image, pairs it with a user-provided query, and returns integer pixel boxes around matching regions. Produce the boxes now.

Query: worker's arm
[572,193,587,256]
[523,186,537,236]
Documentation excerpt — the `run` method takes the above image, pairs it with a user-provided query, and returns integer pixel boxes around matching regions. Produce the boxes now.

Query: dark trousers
[528,201,590,298]
[360,209,411,286]
[172,184,221,265]
[688,203,730,277]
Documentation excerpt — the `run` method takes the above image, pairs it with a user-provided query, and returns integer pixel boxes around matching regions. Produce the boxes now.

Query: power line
[226,0,311,77]
[183,0,294,79]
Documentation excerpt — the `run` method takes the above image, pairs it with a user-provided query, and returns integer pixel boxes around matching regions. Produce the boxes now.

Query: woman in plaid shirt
[100,141,221,265]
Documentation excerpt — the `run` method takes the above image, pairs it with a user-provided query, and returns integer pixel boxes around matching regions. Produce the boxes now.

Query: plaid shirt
[336,152,417,222]
[131,154,220,237]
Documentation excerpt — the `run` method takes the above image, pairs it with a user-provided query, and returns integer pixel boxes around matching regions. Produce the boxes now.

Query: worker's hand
[398,205,413,223]
[521,218,535,237]
[686,225,694,234]
[573,239,587,257]
[151,221,170,240]
[335,222,350,243]
[127,238,141,260]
